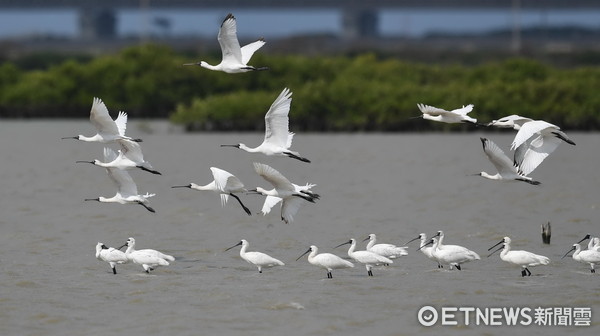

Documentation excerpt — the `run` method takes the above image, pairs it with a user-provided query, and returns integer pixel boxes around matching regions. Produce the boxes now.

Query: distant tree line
[0,44,598,131]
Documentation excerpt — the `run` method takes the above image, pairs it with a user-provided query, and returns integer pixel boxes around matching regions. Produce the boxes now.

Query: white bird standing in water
[62,97,142,143]
[406,233,441,268]
[220,88,310,163]
[248,162,318,224]
[416,103,477,124]
[428,231,480,270]
[85,167,156,213]
[476,137,541,185]
[296,245,354,279]
[488,237,550,277]
[119,237,174,273]
[225,239,284,273]
[363,234,408,260]
[335,239,393,276]
[562,243,600,273]
[172,167,251,216]
[76,141,161,175]
[95,242,129,274]
[183,13,267,73]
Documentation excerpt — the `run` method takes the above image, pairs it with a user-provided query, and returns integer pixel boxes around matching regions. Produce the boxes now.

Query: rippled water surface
[0,121,598,336]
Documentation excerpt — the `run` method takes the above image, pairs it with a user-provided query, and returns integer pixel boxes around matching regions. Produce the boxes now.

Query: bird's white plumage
[564,243,600,273]
[478,137,539,184]
[95,242,129,274]
[486,114,533,129]
[221,88,309,162]
[82,141,159,174]
[252,163,316,224]
[431,231,480,270]
[417,103,477,124]
[336,239,393,276]
[226,239,284,273]
[364,234,408,259]
[489,237,549,276]
[297,245,354,278]
[172,167,250,215]
[186,13,266,73]
[121,237,174,273]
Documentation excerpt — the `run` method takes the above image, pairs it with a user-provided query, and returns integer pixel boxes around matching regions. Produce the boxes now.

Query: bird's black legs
[112,267,117,274]
[525,268,531,276]
[327,272,332,279]
[455,264,462,271]
[368,270,373,276]
[284,152,311,163]
[138,201,156,213]
[230,193,251,216]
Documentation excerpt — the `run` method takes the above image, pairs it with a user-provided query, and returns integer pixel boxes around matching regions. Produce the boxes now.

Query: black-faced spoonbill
[118,237,174,273]
[76,141,161,175]
[416,103,477,124]
[183,13,267,73]
[406,233,441,268]
[428,231,481,270]
[258,182,318,220]
[296,245,354,279]
[334,239,393,276]
[363,234,408,261]
[172,167,251,216]
[95,242,128,274]
[62,97,142,143]
[248,162,318,224]
[485,114,533,129]
[220,88,310,163]
[225,239,284,273]
[84,167,156,213]
[476,138,541,185]
[488,237,550,277]
[509,120,575,175]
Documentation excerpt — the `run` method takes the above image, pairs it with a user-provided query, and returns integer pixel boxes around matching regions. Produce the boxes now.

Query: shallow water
[0,121,598,336]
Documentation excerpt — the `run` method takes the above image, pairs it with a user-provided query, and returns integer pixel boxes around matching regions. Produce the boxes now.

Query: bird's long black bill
[333,240,352,249]
[225,241,243,252]
[296,248,311,261]
[488,239,504,251]
[487,246,503,258]
[405,236,421,245]
[561,247,576,259]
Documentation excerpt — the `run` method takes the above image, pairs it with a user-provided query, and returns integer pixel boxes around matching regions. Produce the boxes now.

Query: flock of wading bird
[61,13,594,278]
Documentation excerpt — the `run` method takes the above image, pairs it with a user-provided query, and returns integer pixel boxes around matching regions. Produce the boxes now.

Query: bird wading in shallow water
[296,245,354,279]
[225,239,284,273]
[488,237,550,277]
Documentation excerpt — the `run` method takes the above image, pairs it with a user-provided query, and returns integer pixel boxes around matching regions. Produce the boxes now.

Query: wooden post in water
[541,222,551,244]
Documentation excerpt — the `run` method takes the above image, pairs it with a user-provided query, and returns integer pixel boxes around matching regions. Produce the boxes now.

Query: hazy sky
[0,9,598,39]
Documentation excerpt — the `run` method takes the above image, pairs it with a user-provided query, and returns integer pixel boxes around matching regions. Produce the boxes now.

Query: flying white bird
[485,114,533,129]
[221,88,310,163]
[249,162,318,224]
[172,167,251,216]
[488,237,550,277]
[183,13,267,73]
[562,243,600,273]
[476,137,541,185]
[76,141,161,175]
[363,234,407,261]
[335,239,393,276]
[416,103,477,124]
[118,237,174,273]
[406,233,441,268]
[510,120,575,175]
[258,182,318,218]
[85,167,156,213]
[95,242,129,274]
[62,97,142,143]
[225,239,284,273]
[296,245,354,279]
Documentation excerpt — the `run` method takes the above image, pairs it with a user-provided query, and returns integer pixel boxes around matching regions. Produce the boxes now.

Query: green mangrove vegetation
[0,44,598,131]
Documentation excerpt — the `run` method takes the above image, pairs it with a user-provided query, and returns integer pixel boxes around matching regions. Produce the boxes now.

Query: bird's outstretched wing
[514,134,561,176]
[417,103,451,116]
[263,88,293,149]
[240,38,265,65]
[90,97,120,136]
[217,13,243,64]
[510,120,555,150]
[103,147,118,163]
[210,167,245,193]
[253,162,294,191]
[450,104,474,116]
[118,139,144,163]
[106,167,138,197]
[480,138,517,176]
[261,196,282,215]
[281,197,305,224]
[113,111,128,136]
